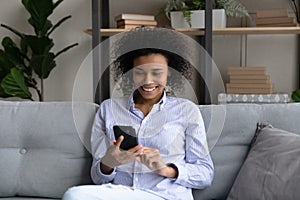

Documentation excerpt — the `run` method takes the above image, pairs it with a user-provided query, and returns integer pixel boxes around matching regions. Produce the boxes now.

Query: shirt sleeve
[173,102,214,189]
[90,102,117,184]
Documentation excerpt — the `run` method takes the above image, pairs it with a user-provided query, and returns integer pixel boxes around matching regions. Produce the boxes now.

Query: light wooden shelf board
[84,27,300,37]
[213,27,300,35]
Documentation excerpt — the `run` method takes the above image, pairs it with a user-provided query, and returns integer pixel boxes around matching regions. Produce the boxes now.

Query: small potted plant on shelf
[162,0,249,28]
[292,89,300,102]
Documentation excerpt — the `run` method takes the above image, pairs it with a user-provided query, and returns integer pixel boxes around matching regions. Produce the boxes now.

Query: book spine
[227,66,266,71]
[256,17,296,25]
[226,88,273,94]
[228,70,266,75]
[229,75,270,80]
[117,24,156,29]
[256,9,288,18]
[226,83,273,89]
[117,20,157,26]
[230,79,269,84]
[227,67,267,75]
[115,14,155,21]
[256,23,298,27]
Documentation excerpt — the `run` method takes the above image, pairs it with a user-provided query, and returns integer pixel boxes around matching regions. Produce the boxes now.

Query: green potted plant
[162,0,249,28]
[292,89,300,102]
[0,0,78,101]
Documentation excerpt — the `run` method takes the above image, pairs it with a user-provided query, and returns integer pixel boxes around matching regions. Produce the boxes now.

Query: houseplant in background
[0,0,78,101]
[162,0,249,28]
[292,89,300,102]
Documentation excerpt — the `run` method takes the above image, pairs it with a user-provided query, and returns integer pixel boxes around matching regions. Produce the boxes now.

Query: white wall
[0,0,298,103]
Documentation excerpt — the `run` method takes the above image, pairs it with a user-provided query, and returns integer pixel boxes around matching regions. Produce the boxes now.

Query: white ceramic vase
[170,9,226,29]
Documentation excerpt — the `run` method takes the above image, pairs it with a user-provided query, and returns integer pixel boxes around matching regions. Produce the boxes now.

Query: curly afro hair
[110,27,195,95]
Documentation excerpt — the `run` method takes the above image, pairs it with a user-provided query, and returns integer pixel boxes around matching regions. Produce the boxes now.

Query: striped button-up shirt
[91,92,214,200]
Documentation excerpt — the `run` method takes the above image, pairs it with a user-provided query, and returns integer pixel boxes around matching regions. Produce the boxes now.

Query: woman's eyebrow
[134,67,164,71]
[151,68,164,71]
[133,68,145,71]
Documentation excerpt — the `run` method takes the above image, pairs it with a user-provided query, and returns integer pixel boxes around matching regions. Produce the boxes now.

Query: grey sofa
[1,100,299,200]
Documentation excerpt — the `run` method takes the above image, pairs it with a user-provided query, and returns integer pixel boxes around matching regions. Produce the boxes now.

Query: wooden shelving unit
[87,25,300,103]
[90,0,300,104]
[85,27,300,37]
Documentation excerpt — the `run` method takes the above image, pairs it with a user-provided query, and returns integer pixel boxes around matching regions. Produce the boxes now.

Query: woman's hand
[136,147,178,178]
[100,136,143,174]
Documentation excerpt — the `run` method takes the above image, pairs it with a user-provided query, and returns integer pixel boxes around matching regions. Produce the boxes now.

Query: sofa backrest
[0,101,96,199]
[194,103,300,200]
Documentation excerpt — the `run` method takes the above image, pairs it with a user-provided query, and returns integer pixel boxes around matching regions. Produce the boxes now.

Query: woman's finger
[114,135,124,147]
[128,144,143,153]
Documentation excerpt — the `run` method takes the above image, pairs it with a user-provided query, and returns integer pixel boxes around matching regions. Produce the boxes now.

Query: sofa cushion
[193,104,260,199]
[0,101,96,198]
[227,124,300,200]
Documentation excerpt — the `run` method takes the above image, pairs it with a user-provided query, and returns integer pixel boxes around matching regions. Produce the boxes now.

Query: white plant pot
[170,9,226,29]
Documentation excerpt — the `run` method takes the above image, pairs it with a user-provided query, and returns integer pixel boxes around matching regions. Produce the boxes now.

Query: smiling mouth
[141,86,159,92]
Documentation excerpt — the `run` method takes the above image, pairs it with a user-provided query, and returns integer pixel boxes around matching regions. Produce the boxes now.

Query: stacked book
[114,13,157,29]
[226,66,274,94]
[255,8,298,27]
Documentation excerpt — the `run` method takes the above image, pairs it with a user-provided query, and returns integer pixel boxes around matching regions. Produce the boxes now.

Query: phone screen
[113,125,138,150]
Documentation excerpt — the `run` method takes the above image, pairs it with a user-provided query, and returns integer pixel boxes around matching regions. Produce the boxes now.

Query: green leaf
[53,0,64,10]
[292,89,300,102]
[22,0,55,32]
[30,53,56,79]
[47,15,71,36]
[217,0,249,18]
[20,38,28,55]
[0,24,24,39]
[23,35,54,54]
[2,37,27,68]
[1,68,31,99]
[0,85,12,97]
[28,18,53,36]
[55,43,78,58]
[0,49,15,76]
[41,20,53,36]
[192,0,205,10]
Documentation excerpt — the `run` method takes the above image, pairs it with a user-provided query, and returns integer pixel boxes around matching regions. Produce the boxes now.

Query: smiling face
[133,53,168,103]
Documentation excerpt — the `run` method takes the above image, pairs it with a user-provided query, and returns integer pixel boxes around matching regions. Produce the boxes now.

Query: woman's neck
[133,90,163,107]
[133,91,163,116]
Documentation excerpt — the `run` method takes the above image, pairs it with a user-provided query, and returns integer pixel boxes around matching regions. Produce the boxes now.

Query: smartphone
[113,125,138,150]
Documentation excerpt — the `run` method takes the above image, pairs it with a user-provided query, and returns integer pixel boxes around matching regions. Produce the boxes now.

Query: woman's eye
[134,70,145,75]
[152,72,162,76]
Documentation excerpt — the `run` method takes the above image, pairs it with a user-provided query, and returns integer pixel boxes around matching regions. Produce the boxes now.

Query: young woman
[63,28,214,200]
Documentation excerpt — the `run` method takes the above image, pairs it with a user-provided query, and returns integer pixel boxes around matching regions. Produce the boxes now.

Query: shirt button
[20,148,27,154]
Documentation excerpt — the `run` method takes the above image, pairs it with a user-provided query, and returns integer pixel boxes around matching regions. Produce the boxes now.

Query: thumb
[114,135,124,147]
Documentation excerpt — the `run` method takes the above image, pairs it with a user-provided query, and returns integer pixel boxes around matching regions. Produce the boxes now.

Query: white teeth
[142,87,156,92]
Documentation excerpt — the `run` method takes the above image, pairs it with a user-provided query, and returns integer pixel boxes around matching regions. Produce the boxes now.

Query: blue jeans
[63,184,165,200]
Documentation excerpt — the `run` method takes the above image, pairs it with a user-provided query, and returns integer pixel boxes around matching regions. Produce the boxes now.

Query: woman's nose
[144,73,154,84]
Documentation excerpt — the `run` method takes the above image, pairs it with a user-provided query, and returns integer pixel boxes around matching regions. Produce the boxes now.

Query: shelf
[84,27,300,37]
[213,27,300,35]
